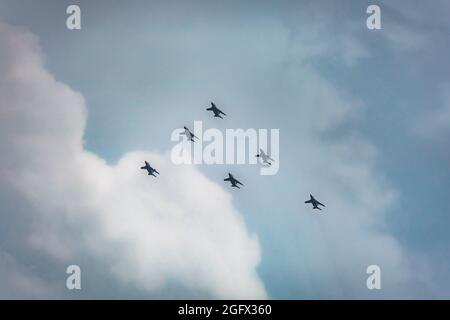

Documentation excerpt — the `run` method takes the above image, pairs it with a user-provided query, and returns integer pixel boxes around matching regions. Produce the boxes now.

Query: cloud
[0,0,432,298]
[413,85,450,140]
[0,250,57,299]
[133,7,423,296]
[379,0,450,56]
[258,62,418,298]
[0,23,266,299]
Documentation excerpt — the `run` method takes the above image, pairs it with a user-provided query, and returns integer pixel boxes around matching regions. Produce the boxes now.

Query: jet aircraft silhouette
[180,126,198,142]
[256,148,275,166]
[206,102,226,119]
[141,161,160,177]
[224,173,244,188]
[305,194,325,210]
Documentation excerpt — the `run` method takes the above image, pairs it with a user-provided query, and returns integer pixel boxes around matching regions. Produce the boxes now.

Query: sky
[0,0,449,299]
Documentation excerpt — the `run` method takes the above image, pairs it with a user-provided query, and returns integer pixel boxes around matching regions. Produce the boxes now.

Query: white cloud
[0,250,56,299]
[384,22,427,52]
[0,23,266,299]
[268,64,417,297]
[413,86,450,139]
[0,5,427,297]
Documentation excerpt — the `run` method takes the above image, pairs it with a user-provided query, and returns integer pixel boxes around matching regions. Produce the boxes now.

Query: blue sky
[0,0,449,299]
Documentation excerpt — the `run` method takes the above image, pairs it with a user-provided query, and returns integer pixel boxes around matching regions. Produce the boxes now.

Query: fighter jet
[224,173,244,188]
[180,126,198,142]
[256,148,275,166]
[305,194,325,210]
[206,102,226,119]
[140,161,160,177]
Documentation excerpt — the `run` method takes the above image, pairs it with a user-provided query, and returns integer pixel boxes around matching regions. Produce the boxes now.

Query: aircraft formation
[140,101,326,212]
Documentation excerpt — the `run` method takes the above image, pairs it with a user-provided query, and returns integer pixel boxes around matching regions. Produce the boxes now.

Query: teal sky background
[1,0,450,298]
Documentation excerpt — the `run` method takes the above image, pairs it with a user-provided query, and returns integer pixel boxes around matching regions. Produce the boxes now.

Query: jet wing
[316,200,325,207]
